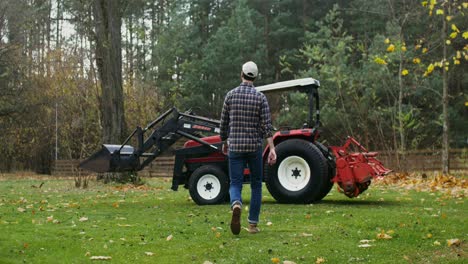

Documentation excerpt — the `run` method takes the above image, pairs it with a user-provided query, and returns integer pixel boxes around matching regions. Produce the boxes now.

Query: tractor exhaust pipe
[79,144,139,173]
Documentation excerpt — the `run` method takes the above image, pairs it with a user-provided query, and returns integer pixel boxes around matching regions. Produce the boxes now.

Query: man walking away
[220,61,277,235]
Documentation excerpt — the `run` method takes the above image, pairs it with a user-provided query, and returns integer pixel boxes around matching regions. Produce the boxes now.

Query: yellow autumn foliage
[374,57,387,65]
[427,63,434,73]
[451,24,460,33]
[463,32,468,39]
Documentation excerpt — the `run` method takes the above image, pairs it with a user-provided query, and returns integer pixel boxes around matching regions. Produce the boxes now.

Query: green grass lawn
[0,174,466,264]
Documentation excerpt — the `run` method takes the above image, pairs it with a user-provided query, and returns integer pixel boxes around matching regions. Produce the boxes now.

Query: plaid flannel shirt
[220,82,273,153]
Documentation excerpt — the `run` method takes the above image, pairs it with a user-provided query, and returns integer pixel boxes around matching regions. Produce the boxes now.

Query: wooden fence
[377,149,467,171]
[52,156,175,177]
[53,149,467,177]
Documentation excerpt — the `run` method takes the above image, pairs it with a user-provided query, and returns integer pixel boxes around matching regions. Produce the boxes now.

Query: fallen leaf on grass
[271,257,280,263]
[79,217,88,222]
[434,240,441,246]
[358,238,375,248]
[358,244,372,248]
[90,256,112,260]
[316,257,326,263]
[203,261,213,264]
[117,224,132,227]
[301,233,313,237]
[283,261,296,264]
[17,207,26,213]
[377,230,393,240]
[266,221,273,226]
[447,238,461,247]
[166,234,173,241]
[377,233,392,240]
[144,252,154,256]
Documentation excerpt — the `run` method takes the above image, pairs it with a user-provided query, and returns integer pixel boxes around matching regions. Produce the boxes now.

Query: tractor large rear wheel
[189,165,229,205]
[265,139,328,203]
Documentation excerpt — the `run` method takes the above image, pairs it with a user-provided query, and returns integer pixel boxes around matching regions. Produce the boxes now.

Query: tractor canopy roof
[256,78,320,94]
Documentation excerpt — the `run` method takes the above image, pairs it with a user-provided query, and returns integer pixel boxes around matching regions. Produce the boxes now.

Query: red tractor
[80,78,391,205]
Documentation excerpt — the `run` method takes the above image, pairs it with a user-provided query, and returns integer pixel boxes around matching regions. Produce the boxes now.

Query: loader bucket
[79,144,138,173]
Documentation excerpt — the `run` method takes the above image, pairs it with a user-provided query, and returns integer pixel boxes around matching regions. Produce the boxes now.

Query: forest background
[0,0,466,175]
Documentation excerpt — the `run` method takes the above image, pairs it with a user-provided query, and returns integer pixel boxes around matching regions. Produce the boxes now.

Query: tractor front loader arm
[79,108,221,174]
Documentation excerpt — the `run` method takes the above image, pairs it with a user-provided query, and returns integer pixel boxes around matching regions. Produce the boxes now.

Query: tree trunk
[150,2,157,76]
[46,0,51,76]
[398,37,406,171]
[441,5,449,175]
[128,15,134,88]
[139,17,147,80]
[93,0,125,143]
[56,0,61,50]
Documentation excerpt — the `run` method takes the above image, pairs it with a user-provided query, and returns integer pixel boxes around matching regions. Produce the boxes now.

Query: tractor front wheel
[189,165,229,205]
[265,139,328,203]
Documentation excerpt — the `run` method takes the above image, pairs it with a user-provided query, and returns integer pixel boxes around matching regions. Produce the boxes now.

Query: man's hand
[222,142,228,155]
[268,148,277,165]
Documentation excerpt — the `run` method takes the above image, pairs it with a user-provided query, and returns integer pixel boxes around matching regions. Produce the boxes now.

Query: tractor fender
[262,129,316,164]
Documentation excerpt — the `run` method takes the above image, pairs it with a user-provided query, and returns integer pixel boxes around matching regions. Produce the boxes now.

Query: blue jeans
[228,148,263,224]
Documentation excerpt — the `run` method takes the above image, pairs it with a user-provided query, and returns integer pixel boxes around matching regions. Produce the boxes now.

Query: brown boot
[230,204,241,235]
[248,223,260,234]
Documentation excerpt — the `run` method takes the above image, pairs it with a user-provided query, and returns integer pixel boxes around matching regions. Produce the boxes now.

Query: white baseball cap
[242,61,258,78]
